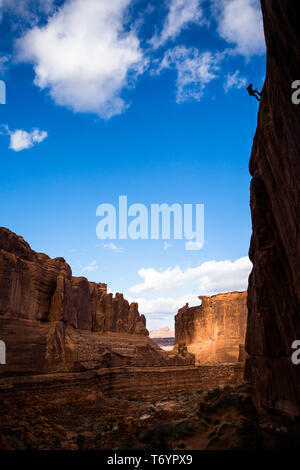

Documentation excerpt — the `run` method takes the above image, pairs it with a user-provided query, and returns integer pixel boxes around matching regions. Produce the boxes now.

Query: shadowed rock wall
[246,0,300,417]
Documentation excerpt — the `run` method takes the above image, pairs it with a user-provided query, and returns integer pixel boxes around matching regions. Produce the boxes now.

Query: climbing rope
[249,94,254,139]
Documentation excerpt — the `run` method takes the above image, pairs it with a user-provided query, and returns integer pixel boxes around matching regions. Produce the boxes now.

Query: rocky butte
[246,0,300,417]
[175,292,247,364]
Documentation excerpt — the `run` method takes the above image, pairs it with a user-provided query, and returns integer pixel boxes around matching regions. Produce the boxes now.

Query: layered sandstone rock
[246,1,300,416]
[0,227,193,380]
[175,292,247,364]
[0,227,147,334]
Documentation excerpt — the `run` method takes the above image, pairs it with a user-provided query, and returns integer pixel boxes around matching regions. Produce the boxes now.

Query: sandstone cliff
[175,292,247,364]
[246,0,300,417]
[0,227,147,335]
[0,227,193,382]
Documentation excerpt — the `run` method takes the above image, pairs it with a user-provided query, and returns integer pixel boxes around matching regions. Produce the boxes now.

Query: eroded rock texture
[175,292,247,364]
[0,227,194,383]
[0,227,147,333]
[246,1,300,416]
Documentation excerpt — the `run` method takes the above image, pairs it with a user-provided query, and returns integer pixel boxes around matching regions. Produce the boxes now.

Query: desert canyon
[0,227,248,450]
[1,0,300,451]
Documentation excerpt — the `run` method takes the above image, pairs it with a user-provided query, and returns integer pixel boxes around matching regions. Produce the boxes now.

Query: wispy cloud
[1,0,265,118]
[224,70,247,93]
[157,46,223,102]
[81,260,98,274]
[2,0,265,117]
[150,0,204,49]
[104,242,124,252]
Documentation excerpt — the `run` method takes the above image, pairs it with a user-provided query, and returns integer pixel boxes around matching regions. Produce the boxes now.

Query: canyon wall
[175,292,247,364]
[0,227,147,335]
[246,0,300,417]
[0,227,194,382]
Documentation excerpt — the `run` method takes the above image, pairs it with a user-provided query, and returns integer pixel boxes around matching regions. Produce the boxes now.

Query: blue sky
[0,0,266,330]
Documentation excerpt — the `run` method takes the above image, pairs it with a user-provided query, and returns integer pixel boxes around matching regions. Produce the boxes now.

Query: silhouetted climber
[247,83,261,102]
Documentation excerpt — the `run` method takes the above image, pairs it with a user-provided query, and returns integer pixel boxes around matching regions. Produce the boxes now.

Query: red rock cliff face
[175,292,247,364]
[246,1,300,416]
[0,227,147,335]
[0,228,195,377]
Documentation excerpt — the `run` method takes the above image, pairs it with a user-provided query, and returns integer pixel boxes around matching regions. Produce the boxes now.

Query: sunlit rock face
[246,1,300,417]
[175,292,247,364]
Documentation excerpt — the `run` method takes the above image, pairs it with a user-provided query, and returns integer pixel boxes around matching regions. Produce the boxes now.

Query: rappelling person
[247,83,261,102]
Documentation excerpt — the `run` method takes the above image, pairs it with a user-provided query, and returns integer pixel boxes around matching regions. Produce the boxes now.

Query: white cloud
[81,260,98,273]
[7,127,47,151]
[224,70,247,93]
[128,256,252,295]
[104,242,124,252]
[185,240,204,250]
[5,0,264,115]
[17,0,146,119]
[150,0,204,49]
[129,293,201,316]
[212,0,265,57]
[128,257,251,325]
[157,46,222,102]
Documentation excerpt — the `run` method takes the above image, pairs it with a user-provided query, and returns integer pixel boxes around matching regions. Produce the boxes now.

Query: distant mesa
[149,326,174,339]
[150,326,175,351]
